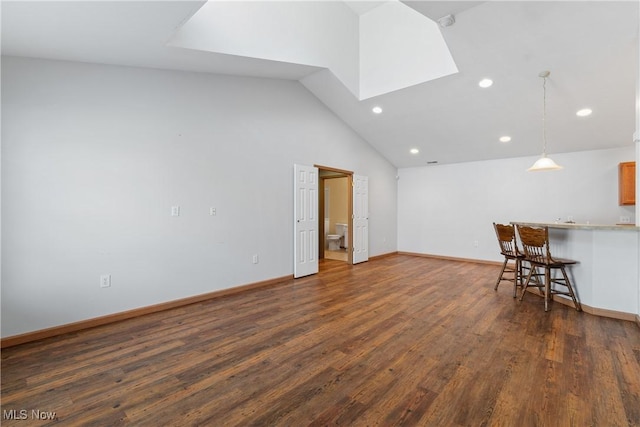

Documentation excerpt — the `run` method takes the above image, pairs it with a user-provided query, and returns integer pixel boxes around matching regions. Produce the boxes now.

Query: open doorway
[294,163,368,277]
[317,166,352,264]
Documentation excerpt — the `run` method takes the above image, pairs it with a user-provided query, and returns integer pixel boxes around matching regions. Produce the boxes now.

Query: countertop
[510,221,639,231]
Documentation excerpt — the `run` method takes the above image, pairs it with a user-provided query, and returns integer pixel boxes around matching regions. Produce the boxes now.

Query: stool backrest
[493,223,519,257]
[516,225,550,264]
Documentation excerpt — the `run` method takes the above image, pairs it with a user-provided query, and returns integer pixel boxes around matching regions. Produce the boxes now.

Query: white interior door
[352,174,369,264]
[294,164,319,278]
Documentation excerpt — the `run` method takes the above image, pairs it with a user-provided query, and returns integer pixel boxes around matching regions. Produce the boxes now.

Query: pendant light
[528,70,563,171]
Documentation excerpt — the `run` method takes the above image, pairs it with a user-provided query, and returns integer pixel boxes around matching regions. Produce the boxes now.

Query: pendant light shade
[528,71,563,172]
[527,154,563,171]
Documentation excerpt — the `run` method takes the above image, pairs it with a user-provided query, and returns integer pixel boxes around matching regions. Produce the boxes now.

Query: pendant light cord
[542,74,547,156]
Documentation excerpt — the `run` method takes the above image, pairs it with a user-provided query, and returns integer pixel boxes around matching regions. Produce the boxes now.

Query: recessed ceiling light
[576,108,592,117]
[499,136,512,143]
[410,148,420,154]
[478,78,493,88]
[372,106,383,114]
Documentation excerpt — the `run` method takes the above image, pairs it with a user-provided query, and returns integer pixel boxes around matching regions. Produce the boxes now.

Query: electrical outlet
[252,254,259,264]
[473,240,479,248]
[171,206,180,217]
[619,216,630,224]
[100,274,111,288]
[210,207,216,216]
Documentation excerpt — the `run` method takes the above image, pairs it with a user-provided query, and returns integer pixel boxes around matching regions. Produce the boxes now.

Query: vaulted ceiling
[2,1,638,168]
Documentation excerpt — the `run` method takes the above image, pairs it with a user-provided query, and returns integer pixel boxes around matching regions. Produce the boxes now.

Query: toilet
[327,234,341,250]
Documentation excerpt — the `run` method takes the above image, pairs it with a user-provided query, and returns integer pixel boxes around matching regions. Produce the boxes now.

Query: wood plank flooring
[2,255,640,426]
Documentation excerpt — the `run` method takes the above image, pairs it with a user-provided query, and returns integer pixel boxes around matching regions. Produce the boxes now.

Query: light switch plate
[100,274,111,288]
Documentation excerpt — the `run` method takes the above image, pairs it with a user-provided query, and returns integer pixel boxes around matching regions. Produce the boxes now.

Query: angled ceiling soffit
[167,0,458,101]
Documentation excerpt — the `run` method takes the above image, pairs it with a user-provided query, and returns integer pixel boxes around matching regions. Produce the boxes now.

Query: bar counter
[512,221,639,231]
[511,221,639,321]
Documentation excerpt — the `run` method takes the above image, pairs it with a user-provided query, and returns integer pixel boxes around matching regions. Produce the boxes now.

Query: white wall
[398,147,636,262]
[635,2,640,320]
[1,56,398,337]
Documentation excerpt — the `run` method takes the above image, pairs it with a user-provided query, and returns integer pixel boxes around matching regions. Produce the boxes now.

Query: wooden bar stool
[516,225,582,312]
[493,223,525,297]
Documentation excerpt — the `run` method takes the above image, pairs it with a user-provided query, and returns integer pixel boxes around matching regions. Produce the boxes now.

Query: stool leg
[519,265,535,302]
[513,258,521,298]
[544,268,551,312]
[560,266,582,312]
[494,259,508,291]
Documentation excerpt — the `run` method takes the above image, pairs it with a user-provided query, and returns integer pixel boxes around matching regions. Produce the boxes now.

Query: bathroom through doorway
[318,166,352,264]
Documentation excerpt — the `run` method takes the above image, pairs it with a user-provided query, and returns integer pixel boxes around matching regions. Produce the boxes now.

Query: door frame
[316,165,353,265]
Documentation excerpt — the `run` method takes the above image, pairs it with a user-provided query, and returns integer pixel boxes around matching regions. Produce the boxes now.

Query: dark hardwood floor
[2,255,640,426]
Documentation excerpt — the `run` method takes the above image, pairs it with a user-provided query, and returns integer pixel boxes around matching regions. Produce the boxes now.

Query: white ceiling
[344,1,390,15]
[2,1,638,168]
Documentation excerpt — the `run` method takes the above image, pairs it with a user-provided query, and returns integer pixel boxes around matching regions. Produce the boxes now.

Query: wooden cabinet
[619,161,636,205]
